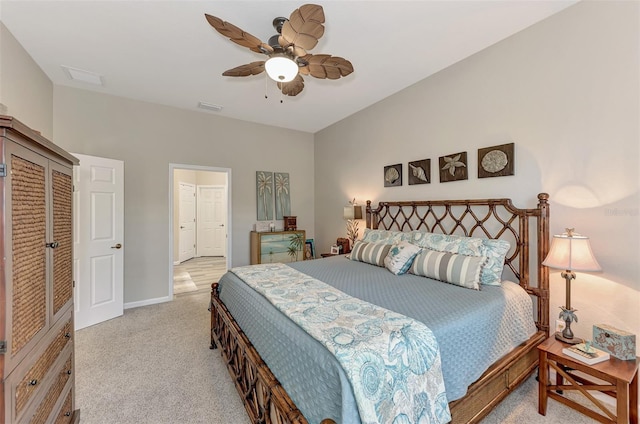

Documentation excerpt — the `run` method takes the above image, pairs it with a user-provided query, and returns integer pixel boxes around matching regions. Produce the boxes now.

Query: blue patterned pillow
[350,241,392,267]
[383,241,422,275]
[411,249,487,290]
[411,232,509,286]
[361,229,412,245]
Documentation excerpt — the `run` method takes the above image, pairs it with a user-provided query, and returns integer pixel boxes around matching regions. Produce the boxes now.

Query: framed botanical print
[256,171,274,220]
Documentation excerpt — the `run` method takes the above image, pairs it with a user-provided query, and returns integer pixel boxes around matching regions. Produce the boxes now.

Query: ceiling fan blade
[280,4,325,52]
[277,74,305,96]
[205,14,273,54]
[299,54,354,80]
[222,61,265,77]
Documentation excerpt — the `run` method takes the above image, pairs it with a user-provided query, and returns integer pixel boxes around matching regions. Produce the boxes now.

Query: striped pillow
[410,249,488,290]
[350,241,392,267]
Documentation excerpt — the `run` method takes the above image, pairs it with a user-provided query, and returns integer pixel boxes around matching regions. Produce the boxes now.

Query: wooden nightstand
[538,336,639,423]
[320,253,338,258]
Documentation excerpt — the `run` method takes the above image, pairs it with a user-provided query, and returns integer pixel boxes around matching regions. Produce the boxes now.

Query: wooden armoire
[0,116,80,423]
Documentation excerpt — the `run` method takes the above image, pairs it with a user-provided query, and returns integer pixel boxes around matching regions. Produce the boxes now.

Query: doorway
[169,164,231,298]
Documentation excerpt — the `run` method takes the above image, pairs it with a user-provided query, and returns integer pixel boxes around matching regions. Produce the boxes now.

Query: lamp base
[555,332,583,345]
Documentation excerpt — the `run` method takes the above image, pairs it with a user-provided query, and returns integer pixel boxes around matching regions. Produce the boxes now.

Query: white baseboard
[124,295,171,310]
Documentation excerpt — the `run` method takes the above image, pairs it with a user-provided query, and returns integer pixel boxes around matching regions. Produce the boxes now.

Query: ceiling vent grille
[198,102,223,112]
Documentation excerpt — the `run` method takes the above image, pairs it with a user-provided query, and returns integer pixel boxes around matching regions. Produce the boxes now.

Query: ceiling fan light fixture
[265,56,298,83]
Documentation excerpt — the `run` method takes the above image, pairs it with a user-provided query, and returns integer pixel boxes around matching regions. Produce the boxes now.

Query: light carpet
[75,291,603,424]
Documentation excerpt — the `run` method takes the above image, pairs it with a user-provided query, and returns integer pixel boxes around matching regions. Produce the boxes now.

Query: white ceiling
[1,1,577,133]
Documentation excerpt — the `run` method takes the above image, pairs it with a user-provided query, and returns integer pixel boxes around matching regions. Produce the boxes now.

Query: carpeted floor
[75,291,606,424]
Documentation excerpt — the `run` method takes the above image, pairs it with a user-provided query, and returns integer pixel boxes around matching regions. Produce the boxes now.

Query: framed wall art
[478,143,514,178]
[256,171,274,220]
[384,163,402,187]
[408,159,430,185]
[274,172,291,219]
[439,152,468,183]
[305,239,315,260]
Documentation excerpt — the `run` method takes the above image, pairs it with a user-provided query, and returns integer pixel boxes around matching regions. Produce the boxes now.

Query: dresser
[0,116,79,423]
[250,230,306,264]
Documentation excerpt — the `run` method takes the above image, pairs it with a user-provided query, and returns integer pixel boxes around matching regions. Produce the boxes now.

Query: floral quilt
[231,263,451,424]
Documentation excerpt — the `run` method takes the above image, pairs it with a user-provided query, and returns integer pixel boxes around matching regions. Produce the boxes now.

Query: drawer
[20,347,74,424]
[52,385,75,424]
[14,318,72,418]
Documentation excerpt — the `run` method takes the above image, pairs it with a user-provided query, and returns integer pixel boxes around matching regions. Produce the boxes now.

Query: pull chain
[264,73,268,99]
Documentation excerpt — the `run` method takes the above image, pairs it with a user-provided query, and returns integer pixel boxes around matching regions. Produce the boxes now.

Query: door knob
[111,243,122,249]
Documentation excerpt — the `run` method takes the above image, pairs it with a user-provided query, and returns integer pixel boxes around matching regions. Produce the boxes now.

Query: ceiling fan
[205,4,354,97]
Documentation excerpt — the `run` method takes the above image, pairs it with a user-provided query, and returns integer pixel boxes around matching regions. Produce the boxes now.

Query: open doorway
[169,164,231,298]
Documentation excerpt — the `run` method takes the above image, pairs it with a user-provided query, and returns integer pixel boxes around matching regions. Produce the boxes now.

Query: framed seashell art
[384,164,402,187]
[478,143,514,178]
[408,159,430,185]
[439,152,468,183]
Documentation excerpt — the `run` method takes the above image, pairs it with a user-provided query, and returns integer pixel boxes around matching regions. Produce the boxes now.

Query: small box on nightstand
[593,324,636,360]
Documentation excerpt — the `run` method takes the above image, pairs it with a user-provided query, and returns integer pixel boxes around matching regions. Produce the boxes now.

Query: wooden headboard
[366,193,550,335]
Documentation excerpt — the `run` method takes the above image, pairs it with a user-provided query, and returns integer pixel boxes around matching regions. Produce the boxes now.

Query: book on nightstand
[562,343,610,365]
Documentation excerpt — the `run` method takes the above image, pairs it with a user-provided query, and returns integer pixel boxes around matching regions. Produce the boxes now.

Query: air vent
[61,66,104,86]
[198,102,223,112]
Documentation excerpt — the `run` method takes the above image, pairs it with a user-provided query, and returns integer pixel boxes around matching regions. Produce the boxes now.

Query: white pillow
[384,241,422,275]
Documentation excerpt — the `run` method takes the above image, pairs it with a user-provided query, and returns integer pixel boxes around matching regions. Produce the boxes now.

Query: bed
[210,193,550,424]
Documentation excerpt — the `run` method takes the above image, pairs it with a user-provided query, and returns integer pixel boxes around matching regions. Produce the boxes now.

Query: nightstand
[320,253,338,258]
[538,336,639,423]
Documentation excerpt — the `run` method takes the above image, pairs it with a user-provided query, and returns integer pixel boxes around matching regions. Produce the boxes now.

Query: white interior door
[178,182,196,262]
[197,185,227,257]
[73,153,124,330]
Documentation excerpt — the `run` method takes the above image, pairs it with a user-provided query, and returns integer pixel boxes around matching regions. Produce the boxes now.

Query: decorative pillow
[361,229,412,245]
[349,241,392,267]
[383,241,422,275]
[411,232,509,285]
[410,249,488,290]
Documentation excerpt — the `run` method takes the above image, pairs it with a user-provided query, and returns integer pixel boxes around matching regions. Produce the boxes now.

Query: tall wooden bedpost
[210,282,219,350]
[537,192,550,337]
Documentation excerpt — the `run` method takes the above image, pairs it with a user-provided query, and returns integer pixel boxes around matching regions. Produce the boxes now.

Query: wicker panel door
[50,162,74,323]
[4,143,50,374]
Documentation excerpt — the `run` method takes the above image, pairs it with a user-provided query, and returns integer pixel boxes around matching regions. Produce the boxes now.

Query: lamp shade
[542,232,601,272]
[343,205,363,220]
[265,56,298,82]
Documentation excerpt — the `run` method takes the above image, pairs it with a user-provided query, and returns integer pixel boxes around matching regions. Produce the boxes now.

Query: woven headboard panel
[366,193,550,334]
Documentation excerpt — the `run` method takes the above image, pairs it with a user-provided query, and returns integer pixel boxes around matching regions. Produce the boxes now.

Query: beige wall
[0,22,53,138]
[53,86,314,304]
[315,1,639,341]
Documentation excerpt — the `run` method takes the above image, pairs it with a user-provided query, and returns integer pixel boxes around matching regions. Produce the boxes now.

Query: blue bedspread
[217,256,535,423]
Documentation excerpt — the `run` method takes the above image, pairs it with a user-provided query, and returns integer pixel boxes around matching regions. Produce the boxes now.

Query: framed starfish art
[439,152,468,183]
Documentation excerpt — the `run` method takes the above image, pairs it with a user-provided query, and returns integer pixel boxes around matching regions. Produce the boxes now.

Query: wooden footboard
[211,282,544,424]
[210,282,309,424]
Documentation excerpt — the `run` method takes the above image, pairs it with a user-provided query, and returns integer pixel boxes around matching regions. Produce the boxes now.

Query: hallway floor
[173,256,227,295]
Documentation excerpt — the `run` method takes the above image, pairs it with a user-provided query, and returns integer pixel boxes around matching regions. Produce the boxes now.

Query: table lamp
[542,228,601,344]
